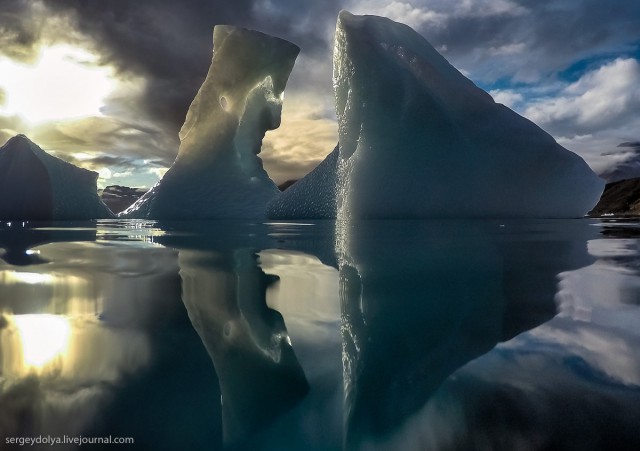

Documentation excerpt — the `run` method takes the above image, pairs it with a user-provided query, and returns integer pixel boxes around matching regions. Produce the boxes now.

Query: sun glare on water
[0,45,116,124]
[12,314,72,370]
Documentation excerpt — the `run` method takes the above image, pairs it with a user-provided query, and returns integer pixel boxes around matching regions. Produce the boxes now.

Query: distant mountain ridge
[100,185,147,214]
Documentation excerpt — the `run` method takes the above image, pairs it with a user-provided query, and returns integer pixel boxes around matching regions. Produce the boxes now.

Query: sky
[0,0,639,188]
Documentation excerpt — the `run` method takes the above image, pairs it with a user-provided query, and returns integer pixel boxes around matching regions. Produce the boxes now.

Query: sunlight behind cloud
[0,45,115,124]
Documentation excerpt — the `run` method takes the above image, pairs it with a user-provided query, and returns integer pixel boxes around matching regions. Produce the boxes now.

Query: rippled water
[1,218,639,450]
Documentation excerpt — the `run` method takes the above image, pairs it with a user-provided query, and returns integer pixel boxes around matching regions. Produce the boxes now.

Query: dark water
[1,218,639,450]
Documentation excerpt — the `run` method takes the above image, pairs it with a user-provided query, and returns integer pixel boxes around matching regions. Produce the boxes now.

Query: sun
[0,44,116,125]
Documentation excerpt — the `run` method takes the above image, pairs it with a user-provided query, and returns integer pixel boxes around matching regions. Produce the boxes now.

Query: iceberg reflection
[178,248,309,446]
[337,219,598,449]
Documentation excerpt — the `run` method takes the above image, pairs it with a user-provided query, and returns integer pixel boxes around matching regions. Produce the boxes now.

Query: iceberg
[122,27,299,219]
[328,11,604,219]
[0,135,112,220]
[267,144,339,219]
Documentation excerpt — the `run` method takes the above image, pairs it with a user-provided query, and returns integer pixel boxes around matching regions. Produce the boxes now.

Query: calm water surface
[1,218,639,450]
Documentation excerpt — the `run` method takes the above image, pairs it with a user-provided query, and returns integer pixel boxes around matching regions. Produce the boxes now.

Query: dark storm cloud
[521,0,640,61]
[0,0,43,62]
[33,0,343,135]
[3,0,639,184]
[0,0,344,182]
[5,0,639,128]
[406,0,640,83]
[248,0,344,98]
[250,0,343,55]
[38,0,253,133]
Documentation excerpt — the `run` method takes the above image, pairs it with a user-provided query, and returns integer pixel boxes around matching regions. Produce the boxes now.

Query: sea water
[0,218,639,450]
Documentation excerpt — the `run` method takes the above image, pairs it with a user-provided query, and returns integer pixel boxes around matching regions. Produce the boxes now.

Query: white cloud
[489,89,523,108]
[554,129,640,179]
[524,58,640,133]
[505,58,640,176]
[375,2,447,29]
[98,167,112,180]
[112,170,133,178]
[347,0,445,31]
[148,167,169,179]
[349,0,526,30]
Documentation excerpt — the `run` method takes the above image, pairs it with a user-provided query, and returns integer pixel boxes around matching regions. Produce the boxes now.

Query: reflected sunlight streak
[13,314,72,369]
[0,270,55,285]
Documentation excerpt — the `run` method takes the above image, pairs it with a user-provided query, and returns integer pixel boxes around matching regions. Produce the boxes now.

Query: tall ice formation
[327,11,603,219]
[122,26,299,219]
[0,135,112,220]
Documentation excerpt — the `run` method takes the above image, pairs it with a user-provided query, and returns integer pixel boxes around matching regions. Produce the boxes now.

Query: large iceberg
[122,27,299,219]
[276,11,602,220]
[0,135,112,220]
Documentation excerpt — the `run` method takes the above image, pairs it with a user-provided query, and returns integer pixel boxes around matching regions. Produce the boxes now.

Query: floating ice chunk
[333,11,604,219]
[0,135,112,220]
[122,26,299,219]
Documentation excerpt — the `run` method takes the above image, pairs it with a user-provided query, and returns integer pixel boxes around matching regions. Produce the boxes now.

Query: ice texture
[267,144,339,219]
[0,135,112,220]
[332,11,604,219]
[121,26,299,219]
